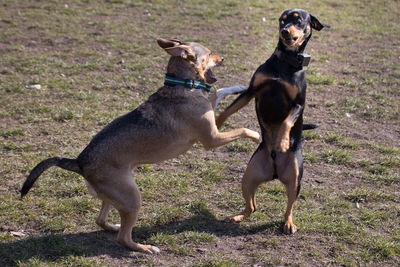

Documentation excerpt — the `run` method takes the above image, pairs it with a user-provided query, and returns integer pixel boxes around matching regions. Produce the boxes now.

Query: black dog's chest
[256,86,291,124]
[272,66,306,89]
[254,67,305,124]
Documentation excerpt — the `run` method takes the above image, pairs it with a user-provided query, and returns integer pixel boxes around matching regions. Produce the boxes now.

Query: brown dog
[21,38,260,254]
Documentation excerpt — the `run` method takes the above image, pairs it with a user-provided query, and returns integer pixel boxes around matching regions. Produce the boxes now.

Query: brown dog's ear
[157,38,181,48]
[310,14,330,31]
[156,38,195,59]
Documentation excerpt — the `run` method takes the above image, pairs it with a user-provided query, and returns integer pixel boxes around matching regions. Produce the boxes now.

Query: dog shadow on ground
[0,205,283,266]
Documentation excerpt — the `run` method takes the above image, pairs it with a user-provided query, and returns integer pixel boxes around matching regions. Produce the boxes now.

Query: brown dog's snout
[212,55,224,65]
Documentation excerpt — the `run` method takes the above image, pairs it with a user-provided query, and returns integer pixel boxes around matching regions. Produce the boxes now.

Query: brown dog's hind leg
[92,171,160,254]
[116,209,158,254]
[225,145,274,222]
[96,201,120,232]
[115,180,160,254]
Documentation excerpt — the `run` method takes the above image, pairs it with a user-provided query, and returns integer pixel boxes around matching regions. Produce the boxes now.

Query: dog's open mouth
[283,36,298,45]
[206,69,217,84]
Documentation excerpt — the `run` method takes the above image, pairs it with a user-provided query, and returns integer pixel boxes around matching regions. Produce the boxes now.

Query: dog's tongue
[206,69,217,83]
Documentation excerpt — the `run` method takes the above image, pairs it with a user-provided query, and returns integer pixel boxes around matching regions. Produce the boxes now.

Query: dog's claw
[142,245,160,254]
[283,221,297,234]
[129,243,160,254]
[137,245,160,254]
[149,246,161,254]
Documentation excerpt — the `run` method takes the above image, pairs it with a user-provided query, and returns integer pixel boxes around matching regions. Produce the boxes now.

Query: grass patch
[225,140,255,153]
[306,73,334,85]
[193,255,238,267]
[322,149,352,165]
[1,0,399,266]
[363,235,400,260]
[344,188,397,203]
[1,129,25,138]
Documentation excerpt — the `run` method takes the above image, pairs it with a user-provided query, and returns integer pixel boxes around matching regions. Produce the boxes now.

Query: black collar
[274,48,311,68]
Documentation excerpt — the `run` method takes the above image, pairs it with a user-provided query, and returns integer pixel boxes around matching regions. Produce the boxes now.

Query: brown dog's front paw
[246,129,260,143]
[283,221,297,234]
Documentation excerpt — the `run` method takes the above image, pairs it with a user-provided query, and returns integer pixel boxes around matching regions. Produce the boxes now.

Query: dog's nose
[281,28,290,38]
[221,57,224,62]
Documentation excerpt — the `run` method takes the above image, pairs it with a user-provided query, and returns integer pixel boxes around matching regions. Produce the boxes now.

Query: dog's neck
[166,57,204,83]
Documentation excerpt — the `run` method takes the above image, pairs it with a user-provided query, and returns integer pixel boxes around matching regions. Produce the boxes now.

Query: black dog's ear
[310,14,330,31]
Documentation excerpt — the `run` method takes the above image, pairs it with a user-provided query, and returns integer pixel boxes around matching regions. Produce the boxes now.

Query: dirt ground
[0,1,399,266]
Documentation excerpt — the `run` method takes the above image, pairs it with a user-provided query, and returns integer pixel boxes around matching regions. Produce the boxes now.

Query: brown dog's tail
[21,157,82,198]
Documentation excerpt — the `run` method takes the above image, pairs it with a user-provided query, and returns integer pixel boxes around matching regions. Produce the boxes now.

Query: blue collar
[164,75,212,92]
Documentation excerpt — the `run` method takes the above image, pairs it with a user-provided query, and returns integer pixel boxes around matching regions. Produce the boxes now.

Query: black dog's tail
[303,123,319,130]
[21,157,82,197]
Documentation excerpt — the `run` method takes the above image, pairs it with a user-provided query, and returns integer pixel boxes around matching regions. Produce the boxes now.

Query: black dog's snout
[281,28,290,38]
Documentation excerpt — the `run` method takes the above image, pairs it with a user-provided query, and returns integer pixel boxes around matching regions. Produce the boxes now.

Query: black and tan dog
[216,9,329,234]
[21,38,260,254]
